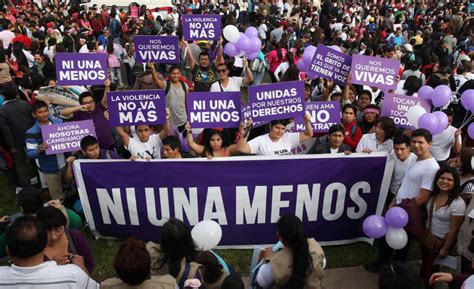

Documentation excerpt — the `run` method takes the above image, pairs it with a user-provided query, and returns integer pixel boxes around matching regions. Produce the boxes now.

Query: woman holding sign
[184,122,244,158]
[236,116,313,156]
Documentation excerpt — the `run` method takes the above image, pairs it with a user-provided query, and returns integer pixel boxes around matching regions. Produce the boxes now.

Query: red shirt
[12,34,32,49]
[343,120,362,151]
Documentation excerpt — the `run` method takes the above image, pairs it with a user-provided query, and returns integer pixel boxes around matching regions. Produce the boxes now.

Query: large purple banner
[42,120,96,155]
[74,154,393,247]
[248,81,305,123]
[381,93,432,129]
[134,36,179,63]
[307,45,352,85]
[107,90,166,126]
[182,15,221,41]
[351,55,400,91]
[55,53,108,86]
[187,92,241,128]
[293,101,340,132]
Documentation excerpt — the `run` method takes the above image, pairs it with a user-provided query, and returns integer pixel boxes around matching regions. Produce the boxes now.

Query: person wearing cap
[12,28,31,50]
[187,41,222,92]
[97,28,109,47]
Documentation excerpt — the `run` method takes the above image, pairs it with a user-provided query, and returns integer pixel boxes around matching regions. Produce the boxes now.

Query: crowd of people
[0,0,472,288]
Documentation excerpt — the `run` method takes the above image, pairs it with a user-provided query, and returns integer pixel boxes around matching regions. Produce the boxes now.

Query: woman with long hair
[185,122,244,158]
[358,104,379,134]
[420,167,465,288]
[267,41,287,83]
[451,148,474,274]
[146,219,202,287]
[356,116,396,153]
[273,51,295,82]
[257,215,325,289]
[341,104,363,151]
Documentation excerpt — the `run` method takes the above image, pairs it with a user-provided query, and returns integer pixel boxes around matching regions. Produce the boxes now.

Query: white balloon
[191,220,222,251]
[223,25,240,43]
[385,227,408,250]
[406,106,427,128]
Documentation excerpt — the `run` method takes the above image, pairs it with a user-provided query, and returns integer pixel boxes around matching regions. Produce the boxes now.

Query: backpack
[165,79,187,95]
[351,124,358,138]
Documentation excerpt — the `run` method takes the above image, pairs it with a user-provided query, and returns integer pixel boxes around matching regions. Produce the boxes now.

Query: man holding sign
[115,109,171,160]
[236,116,313,156]
[25,101,69,202]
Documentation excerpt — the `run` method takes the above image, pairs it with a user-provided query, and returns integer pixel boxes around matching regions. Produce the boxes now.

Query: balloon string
[460,111,470,126]
[460,115,473,129]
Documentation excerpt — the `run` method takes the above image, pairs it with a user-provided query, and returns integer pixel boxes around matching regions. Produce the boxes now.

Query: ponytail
[277,215,312,289]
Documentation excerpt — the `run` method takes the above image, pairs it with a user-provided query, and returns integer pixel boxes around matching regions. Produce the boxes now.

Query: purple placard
[293,102,341,132]
[351,55,400,91]
[248,81,305,123]
[187,92,241,128]
[381,93,432,129]
[42,120,96,155]
[182,14,221,41]
[307,45,352,85]
[55,53,108,86]
[241,104,268,128]
[134,36,179,64]
[74,154,391,246]
[107,90,166,127]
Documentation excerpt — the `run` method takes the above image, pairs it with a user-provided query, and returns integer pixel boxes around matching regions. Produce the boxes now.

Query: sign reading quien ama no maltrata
[55,53,108,86]
[350,55,400,91]
[188,92,241,128]
[134,36,179,63]
[182,15,221,41]
[107,90,166,127]
[248,81,305,123]
[42,120,97,155]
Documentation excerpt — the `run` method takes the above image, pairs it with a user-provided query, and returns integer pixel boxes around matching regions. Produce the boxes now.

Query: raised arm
[242,58,254,85]
[60,104,87,118]
[299,113,313,143]
[148,63,166,89]
[101,79,110,109]
[213,38,223,67]
[158,108,170,140]
[227,121,246,155]
[184,122,205,155]
[186,42,196,72]
[235,120,253,154]
[115,126,131,147]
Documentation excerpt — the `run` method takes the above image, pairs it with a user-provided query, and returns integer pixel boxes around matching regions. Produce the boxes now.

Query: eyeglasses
[217,69,227,73]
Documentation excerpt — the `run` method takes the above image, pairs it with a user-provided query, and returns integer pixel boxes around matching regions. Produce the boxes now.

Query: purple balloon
[302,45,317,64]
[363,215,387,239]
[385,207,409,228]
[432,111,449,134]
[237,33,251,52]
[418,85,434,100]
[224,42,240,57]
[245,26,258,38]
[246,51,259,60]
[247,37,262,54]
[469,123,474,140]
[460,89,474,112]
[418,113,439,134]
[431,85,452,107]
[296,59,309,72]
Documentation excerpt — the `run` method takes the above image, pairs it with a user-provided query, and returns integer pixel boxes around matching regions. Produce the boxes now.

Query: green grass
[0,173,420,281]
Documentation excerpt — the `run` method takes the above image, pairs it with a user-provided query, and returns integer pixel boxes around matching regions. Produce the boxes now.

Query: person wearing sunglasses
[210,60,253,92]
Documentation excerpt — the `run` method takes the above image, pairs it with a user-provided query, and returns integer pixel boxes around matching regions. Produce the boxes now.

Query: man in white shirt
[115,109,170,160]
[236,117,313,156]
[0,216,99,289]
[431,110,462,165]
[365,129,440,273]
[0,23,15,53]
[388,134,416,201]
[210,61,253,92]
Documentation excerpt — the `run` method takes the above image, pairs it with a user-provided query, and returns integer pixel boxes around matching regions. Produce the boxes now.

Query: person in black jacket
[308,124,352,155]
[30,52,56,89]
[0,83,35,189]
